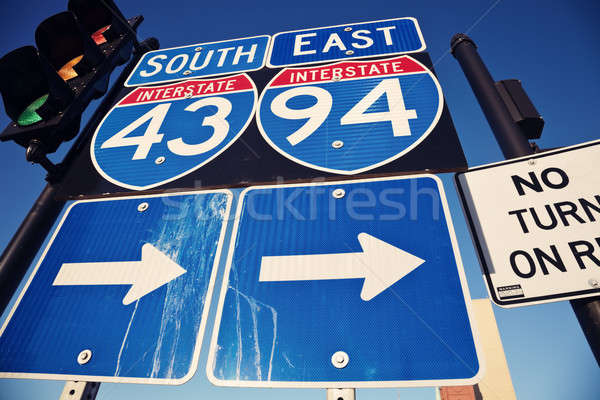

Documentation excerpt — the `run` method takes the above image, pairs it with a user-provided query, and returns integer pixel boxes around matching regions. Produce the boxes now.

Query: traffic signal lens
[91,25,111,45]
[17,94,49,126]
[58,55,84,81]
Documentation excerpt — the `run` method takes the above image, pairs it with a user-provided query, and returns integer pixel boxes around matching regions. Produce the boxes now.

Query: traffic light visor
[35,12,103,82]
[69,0,128,45]
[0,47,52,125]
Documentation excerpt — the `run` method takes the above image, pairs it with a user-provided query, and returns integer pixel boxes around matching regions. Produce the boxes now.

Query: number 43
[101,97,232,160]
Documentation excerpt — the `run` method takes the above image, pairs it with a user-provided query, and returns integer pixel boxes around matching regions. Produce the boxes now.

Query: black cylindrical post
[451,33,600,366]
[450,34,532,158]
[571,297,600,364]
[0,184,64,313]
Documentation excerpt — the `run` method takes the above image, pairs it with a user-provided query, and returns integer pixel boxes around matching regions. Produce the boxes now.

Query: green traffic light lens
[17,94,49,126]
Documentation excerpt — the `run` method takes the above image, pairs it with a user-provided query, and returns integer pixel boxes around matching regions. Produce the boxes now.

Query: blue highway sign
[208,176,482,387]
[0,191,232,384]
[267,18,425,68]
[92,74,257,190]
[126,35,270,87]
[257,55,443,175]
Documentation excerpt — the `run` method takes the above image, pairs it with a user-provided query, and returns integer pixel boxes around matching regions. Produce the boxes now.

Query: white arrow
[52,243,187,305]
[259,233,425,301]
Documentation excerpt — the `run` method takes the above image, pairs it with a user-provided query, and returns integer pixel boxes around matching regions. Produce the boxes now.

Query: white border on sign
[124,35,271,87]
[90,73,258,191]
[0,189,234,385]
[455,138,600,308]
[266,17,427,68]
[256,55,444,175]
[206,174,484,388]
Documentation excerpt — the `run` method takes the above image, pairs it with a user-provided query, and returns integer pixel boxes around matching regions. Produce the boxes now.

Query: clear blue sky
[0,1,599,399]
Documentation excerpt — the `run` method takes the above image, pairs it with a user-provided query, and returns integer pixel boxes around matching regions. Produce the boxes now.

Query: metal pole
[571,297,600,364]
[451,33,600,366]
[450,34,532,158]
[0,38,159,315]
[0,184,64,313]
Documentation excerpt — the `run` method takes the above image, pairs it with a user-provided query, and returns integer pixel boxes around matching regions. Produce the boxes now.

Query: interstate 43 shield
[91,73,257,190]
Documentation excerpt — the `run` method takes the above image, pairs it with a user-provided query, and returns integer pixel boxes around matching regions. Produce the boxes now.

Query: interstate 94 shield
[257,55,443,175]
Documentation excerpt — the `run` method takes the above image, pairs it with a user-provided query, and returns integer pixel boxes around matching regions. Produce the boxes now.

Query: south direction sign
[258,55,443,174]
[91,74,257,190]
[125,35,270,87]
[456,140,600,307]
[267,17,425,67]
[207,176,482,387]
[0,191,232,383]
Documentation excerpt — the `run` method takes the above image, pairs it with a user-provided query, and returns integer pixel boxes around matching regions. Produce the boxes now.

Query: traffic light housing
[0,0,142,155]
[0,46,73,128]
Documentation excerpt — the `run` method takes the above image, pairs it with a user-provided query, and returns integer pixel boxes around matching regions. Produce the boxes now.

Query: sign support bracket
[451,32,600,366]
[59,381,100,400]
[326,388,355,400]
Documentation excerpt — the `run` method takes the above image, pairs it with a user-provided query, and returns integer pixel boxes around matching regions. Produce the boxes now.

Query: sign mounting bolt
[137,202,149,212]
[195,46,203,52]
[332,188,345,199]
[344,27,352,32]
[155,156,166,165]
[589,278,599,288]
[528,159,536,165]
[331,351,349,368]
[183,70,192,76]
[345,50,354,56]
[332,140,344,149]
[77,349,92,365]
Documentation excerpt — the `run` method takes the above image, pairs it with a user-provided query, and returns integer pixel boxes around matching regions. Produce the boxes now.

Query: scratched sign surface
[0,191,231,384]
[208,176,481,387]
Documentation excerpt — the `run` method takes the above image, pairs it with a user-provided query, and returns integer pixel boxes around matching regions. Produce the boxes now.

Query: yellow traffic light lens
[17,94,49,126]
[58,55,84,81]
[91,25,111,45]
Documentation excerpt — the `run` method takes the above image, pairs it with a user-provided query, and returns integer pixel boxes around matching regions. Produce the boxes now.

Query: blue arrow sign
[91,74,257,190]
[126,35,270,87]
[0,191,232,384]
[257,55,443,174]
[267,18,425,68]
[208,176,482,387]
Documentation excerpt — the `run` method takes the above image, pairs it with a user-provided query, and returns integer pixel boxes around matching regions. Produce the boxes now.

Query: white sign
[456,140,600,307]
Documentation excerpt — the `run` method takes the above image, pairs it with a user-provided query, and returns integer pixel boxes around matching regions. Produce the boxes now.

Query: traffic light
[0,0,143,156]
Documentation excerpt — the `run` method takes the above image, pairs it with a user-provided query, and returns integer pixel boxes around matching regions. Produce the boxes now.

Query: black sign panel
[57,52,466,198]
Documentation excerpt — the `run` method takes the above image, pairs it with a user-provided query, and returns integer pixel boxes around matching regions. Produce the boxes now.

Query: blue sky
[0,1,599,399]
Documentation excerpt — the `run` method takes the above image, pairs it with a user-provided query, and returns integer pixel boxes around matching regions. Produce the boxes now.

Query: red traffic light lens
[91,25,111,45]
